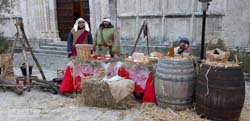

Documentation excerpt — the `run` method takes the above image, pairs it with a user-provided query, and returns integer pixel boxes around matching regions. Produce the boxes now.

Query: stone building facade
[0,0,250,50]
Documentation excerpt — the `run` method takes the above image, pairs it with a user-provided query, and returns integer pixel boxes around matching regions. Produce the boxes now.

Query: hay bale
[80,76,137,109]
[0,53,14,79]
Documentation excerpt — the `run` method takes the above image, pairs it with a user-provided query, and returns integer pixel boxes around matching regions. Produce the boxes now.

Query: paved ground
[13,53,68,71]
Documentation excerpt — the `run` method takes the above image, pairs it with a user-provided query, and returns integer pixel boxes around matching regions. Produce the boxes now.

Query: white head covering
[102,18,111,23]
[73,18,90,32]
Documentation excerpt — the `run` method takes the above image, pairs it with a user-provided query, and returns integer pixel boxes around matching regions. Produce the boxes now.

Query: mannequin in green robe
[93,18,120,57]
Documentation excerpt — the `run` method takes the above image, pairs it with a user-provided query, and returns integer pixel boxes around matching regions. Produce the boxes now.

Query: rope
[205,65,211,96]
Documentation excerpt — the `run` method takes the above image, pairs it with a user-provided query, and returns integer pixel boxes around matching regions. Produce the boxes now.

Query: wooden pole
[0,77,23,95]
[145,23,150,56]
[21,47,30,91]
[130,21,146,56]
[17,19,46,80]
[2,25,19,78]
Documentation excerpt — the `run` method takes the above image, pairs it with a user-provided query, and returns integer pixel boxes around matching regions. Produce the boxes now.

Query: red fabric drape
[60,66,82,93]
[68,31,89,57]
[118,68,156,103]
[60,65,156,103]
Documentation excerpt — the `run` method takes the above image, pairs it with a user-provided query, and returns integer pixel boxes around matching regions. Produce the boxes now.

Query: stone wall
[0,0,18,38]
[90,0,250,52]
[1,0,250,51]
[0,0,60,48]
[222,0,250,47]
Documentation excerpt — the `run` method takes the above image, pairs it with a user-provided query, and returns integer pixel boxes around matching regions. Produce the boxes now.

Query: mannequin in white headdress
[67,18,93,57]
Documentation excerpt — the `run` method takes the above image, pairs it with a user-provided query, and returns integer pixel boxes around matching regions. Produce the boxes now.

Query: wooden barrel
[155,57,195,111]
[195,64,245,121]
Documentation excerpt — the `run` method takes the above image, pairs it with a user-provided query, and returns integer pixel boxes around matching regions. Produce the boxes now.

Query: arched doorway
[56,0,90,41]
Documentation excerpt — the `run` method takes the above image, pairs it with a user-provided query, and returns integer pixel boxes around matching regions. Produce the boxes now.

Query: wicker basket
[205,37,230,62]
[0,53,14,79]
[75,44,93,60]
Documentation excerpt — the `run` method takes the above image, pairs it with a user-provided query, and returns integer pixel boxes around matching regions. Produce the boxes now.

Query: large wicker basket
[205,37,230,62]
[0,53,14,79]
[75,44,93,60]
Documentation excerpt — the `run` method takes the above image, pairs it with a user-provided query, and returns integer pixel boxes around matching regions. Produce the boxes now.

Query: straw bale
[79,76,137,109]
[0,53,14,79]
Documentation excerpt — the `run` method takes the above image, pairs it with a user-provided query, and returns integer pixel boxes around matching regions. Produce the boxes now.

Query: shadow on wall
[0,35,9,54]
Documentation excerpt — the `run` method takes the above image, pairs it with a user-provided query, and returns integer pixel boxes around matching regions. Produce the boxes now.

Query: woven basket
[205,37,230,62]
[75,44,93,60]
[0,53,14,79]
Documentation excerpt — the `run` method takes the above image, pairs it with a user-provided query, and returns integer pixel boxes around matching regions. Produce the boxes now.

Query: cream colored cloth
[102,18,111,22]
[105,76,135,103]
[73,18,90,32]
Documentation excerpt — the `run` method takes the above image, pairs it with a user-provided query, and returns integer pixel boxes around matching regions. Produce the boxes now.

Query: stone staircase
[35,41,68,56]
[14,41,68,71]
[15,41,68,56]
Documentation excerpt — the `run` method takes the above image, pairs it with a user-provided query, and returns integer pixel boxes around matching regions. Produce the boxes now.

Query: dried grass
[134,103,209,121]
[0,53,14,79]
[204,61,240,67]
[240,83,250,121]
[78,76,137,109]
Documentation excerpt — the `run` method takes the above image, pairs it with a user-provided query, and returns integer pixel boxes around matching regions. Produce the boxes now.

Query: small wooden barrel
[195,64,245,121]
[75,44,93,60]
[155,57,195,111]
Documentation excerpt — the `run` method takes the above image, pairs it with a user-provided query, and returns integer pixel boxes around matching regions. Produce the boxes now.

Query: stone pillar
[90,0,117,34]
[18,0,60,45]
[49,0,60,42]
[89,0,97,34]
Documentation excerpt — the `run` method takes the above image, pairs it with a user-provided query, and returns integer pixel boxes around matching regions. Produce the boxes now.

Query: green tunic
[93,27,120,57]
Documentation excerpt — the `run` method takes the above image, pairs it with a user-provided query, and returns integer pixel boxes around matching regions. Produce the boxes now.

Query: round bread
[150,52,162,58]
[133,57,149,63]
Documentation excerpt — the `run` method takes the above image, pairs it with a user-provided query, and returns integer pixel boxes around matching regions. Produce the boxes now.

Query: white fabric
[102,18,111,22]
[174,46,180,55]
[106,76,135,103]
[73,18,90,32]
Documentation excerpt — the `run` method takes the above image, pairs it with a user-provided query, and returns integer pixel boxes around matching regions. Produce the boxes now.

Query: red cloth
[68,31,89,57]
[142,73,156,103]
[60,66,82,93]
[61,65,156,103]
[118,68,156,103]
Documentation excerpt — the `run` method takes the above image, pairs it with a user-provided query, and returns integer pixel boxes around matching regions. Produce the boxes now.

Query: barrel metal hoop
[158,59,193,65]
[155,74,195,83]
[156,68,195,75]
[196,81,245,90]
[156,96,192,105]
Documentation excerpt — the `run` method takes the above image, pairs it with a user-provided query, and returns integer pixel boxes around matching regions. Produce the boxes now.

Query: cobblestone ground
[13,53,68,72]
[0,53,248,121]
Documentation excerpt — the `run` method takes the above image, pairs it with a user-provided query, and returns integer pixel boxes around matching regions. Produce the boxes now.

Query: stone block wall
[90,0,250,53]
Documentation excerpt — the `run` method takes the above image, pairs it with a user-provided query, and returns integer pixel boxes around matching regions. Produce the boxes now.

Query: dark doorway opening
[56,0,90,41]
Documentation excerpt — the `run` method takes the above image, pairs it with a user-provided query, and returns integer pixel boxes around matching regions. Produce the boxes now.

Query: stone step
[32,49,67,55]
[40,45,67,51]
[15,48,67,56]
[40,41,67,47]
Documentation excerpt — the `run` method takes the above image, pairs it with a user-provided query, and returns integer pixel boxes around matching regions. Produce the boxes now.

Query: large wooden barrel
[155,57,195,111]
[195,64,245,121]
